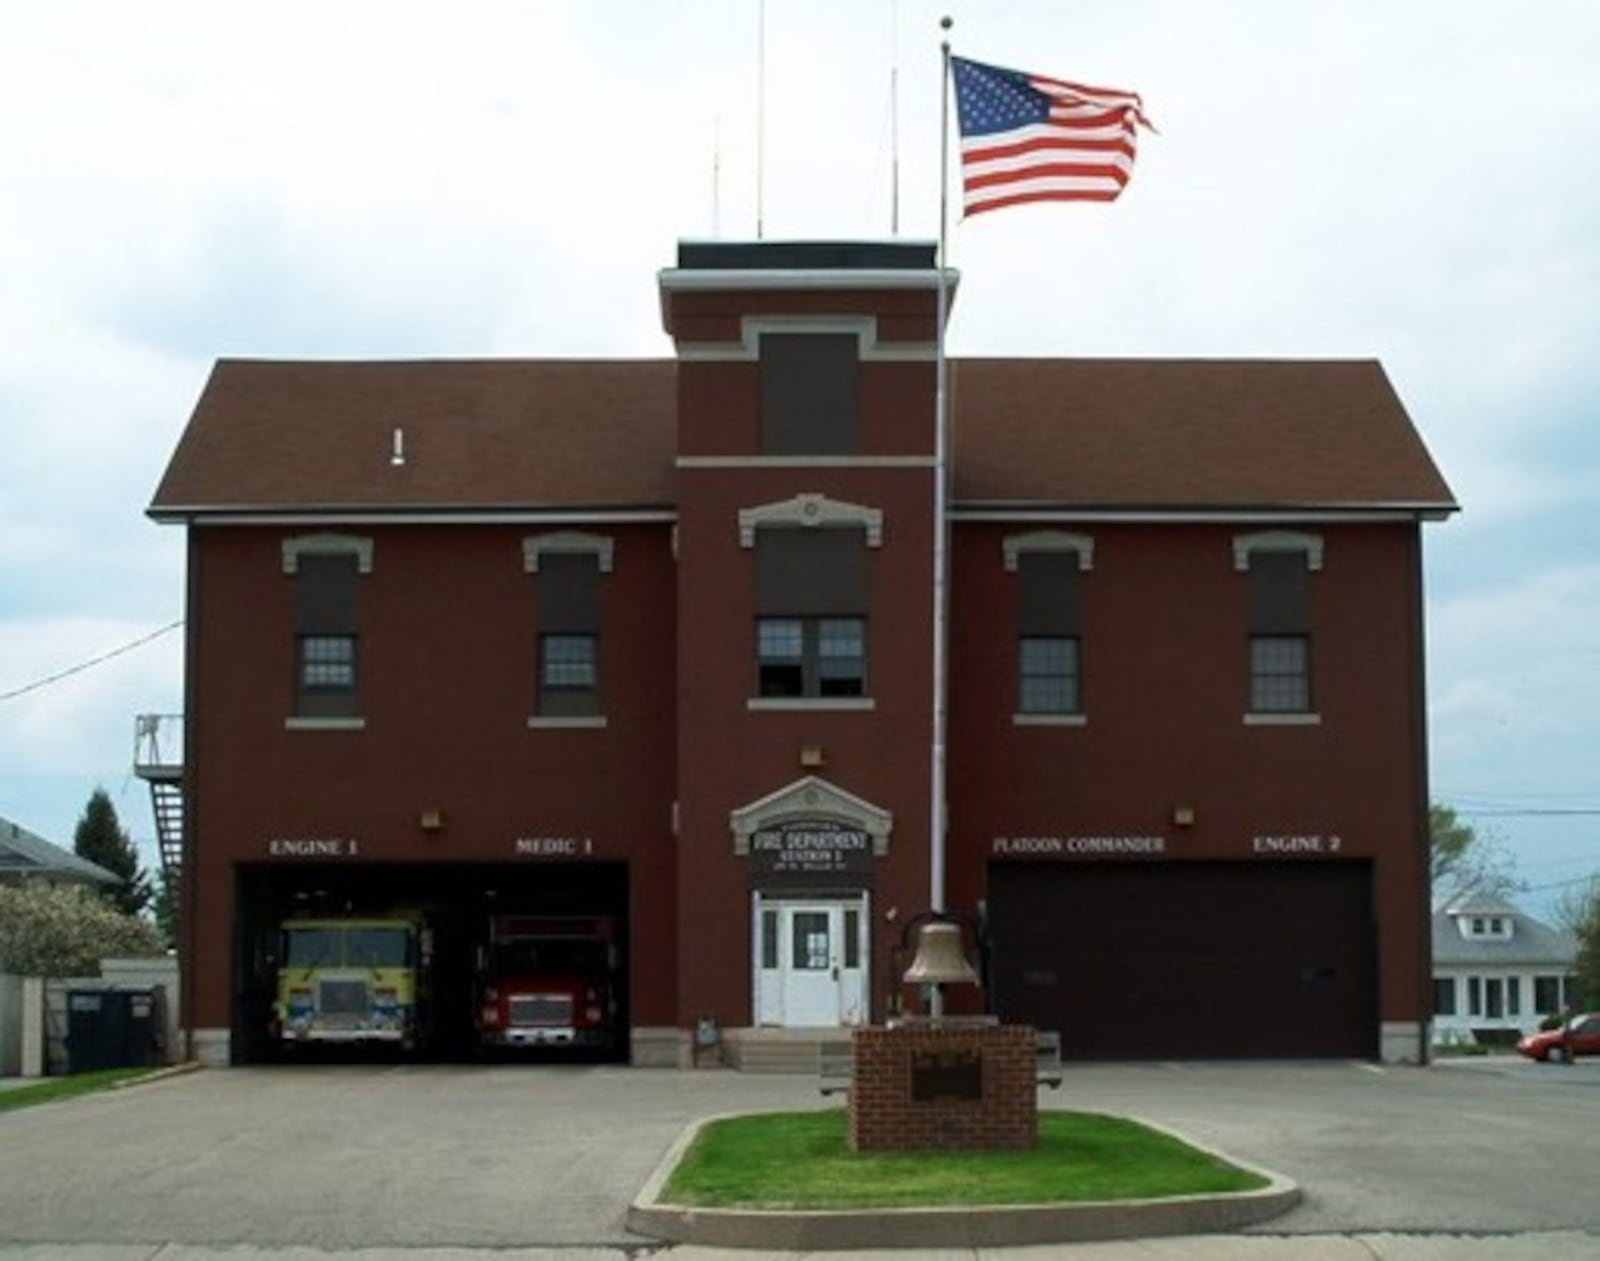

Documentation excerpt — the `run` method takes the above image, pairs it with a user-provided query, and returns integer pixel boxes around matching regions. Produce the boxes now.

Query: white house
[0,816,119,889]
[1432,890,1577,1045]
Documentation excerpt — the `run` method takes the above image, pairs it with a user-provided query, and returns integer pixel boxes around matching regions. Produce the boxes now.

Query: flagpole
[930,18,953,924]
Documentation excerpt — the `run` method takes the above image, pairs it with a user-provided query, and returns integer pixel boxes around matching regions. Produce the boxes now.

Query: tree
[72,787,151,917]
[0,883,165,977]
[1430,802,1520,899]
[150,866,179,950]
[1555,877,1600,1012]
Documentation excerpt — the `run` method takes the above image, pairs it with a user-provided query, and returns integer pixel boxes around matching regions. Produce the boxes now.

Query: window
[1467,976,1482,1017]
[524,535,610,721]
[1236,533,1319,718]
[541,634,597,691]
[750,517,871,704]
[761,911,778,969]
[1250,635,1310,713]
[1485,977,1504,1019]
[1535,976,1565,1013]
[282,538,369,721]
[792,912,831,970]
[1020,636,1081,714]
[1007,532,1092,721]
[299,635,355,692]
[757,617,866,697]
[1433,978,1457,1016]
[1507,976,1521,1017]
[760,332,859,455]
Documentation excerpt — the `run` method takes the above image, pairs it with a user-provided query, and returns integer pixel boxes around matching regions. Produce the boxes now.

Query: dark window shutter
[1017,553,1080,635]
[1248,551,1310,633]
[755,529,867,615]
[538,553,600,632]
[760,333,859,455]
[296,554,359,633]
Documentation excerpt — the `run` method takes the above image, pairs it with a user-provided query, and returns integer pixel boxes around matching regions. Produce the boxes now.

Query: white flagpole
[930,20,953,922]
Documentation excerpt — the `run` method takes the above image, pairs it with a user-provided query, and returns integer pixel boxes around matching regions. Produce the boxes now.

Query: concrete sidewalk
[1,1061,1597,1258]
[3,1234,1600,1259]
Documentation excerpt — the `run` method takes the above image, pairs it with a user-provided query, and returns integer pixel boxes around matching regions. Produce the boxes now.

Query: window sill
[1243,712,1322,726]
[747,697,877,713]
[527,716,608,729]
[285,717,366,731]
[1013,713,1087,727]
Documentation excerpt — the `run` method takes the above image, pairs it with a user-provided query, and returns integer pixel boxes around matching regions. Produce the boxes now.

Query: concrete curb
[626,1110,1302,1250]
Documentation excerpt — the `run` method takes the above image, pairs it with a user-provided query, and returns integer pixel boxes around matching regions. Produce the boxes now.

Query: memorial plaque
[911,1047,983,1101]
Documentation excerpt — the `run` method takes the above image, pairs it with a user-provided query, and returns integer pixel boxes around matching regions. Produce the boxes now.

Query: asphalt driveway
[0,1058,1596,1253]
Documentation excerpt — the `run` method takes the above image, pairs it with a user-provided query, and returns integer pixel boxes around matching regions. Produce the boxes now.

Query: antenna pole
[890,0,901,234]
[756,0,766,239]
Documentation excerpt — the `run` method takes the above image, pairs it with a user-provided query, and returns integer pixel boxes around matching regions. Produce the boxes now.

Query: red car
[1516,1013,1600,1062]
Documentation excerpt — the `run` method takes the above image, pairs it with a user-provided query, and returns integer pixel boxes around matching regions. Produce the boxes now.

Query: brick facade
[849,1023,1037,1151]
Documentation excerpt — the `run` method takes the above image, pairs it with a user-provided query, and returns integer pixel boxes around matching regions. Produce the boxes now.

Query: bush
[0,883,165,977]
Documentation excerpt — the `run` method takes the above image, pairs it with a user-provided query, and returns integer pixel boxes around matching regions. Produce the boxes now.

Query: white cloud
[3,0,1599,892]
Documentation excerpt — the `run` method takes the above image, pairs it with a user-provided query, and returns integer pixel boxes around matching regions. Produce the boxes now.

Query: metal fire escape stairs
[133,714,185,889]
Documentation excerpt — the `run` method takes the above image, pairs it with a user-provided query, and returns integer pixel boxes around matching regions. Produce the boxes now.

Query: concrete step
[723,1028,848,1074]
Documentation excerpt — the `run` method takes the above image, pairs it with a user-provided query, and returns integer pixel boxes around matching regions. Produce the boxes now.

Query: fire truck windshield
[284,926,410,968]
[492,939,601,973]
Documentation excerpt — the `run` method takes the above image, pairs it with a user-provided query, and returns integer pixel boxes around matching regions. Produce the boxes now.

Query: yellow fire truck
[273,914,430,1049]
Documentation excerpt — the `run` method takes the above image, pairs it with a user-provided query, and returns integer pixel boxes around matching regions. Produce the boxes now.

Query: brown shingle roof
[150,359,679,514]
[950,358,1456,511]
[151,356,1456,517]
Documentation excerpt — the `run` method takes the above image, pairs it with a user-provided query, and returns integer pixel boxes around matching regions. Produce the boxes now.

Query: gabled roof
[0,816,120,886]
[149,356,1456,519]
[1431,899,1576,968]
[150,359,680,517]
[948,359,1456,513]
[1438,888,1523,918]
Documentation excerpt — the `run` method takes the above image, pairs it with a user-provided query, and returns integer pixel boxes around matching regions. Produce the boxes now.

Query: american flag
[951,56,1155,217]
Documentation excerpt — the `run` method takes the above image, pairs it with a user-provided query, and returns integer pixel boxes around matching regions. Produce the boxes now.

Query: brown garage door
[987,861,1377,1059]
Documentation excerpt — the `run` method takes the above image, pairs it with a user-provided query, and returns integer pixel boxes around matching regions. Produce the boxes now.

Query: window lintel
[281,533,374,575]
[1233,529,1324,573]
[1003,529,1094,572]
[739,493,884,548]
[522,530,615,574]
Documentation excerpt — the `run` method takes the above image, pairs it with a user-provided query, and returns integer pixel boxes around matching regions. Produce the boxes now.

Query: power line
[0,620,184,703]
[1460,808,1600,818]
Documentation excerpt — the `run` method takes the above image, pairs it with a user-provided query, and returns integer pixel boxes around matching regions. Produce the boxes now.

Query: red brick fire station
[142,240,1456,1067]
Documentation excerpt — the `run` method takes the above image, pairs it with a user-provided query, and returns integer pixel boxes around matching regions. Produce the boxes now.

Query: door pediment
[730,776,892,857]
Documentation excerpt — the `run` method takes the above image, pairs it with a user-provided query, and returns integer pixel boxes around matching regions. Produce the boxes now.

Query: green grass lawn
[661,1108,1269,1209]
[0,1067,162,1114]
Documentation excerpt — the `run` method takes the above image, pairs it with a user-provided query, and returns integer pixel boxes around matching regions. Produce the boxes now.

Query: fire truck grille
[318,979,369,1017]
[509,994,573,1027]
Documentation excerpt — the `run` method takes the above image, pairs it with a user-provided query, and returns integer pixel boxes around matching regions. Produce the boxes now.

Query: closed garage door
[988,861,1377,1060]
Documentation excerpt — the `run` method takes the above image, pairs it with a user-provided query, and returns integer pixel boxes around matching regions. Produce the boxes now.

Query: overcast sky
[1,0,1596,919]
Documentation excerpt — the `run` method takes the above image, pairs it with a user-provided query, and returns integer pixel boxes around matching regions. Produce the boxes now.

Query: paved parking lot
[0,1058,1597,1257]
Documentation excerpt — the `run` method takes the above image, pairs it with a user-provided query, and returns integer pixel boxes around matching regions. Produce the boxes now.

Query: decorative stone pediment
[730,776,892,856]
[1232,529,1324,572]
[281,533,374,575]
[738,494,884,548]
[521,530,615,573]
[1002,529,1095,572]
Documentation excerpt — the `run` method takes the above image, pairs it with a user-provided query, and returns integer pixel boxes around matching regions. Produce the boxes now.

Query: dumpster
[66,988,161,1073]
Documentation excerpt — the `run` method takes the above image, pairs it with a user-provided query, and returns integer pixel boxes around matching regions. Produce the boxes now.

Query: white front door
[755,896,868,1027]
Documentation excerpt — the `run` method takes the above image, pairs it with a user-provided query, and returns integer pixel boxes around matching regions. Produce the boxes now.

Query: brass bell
[902,921,980,987]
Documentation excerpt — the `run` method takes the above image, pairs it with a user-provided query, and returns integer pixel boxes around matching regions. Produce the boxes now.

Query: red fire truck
[475,914,617,1050]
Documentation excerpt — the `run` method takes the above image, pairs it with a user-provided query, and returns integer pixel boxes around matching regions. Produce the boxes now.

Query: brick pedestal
[848,1022,1037,1151]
